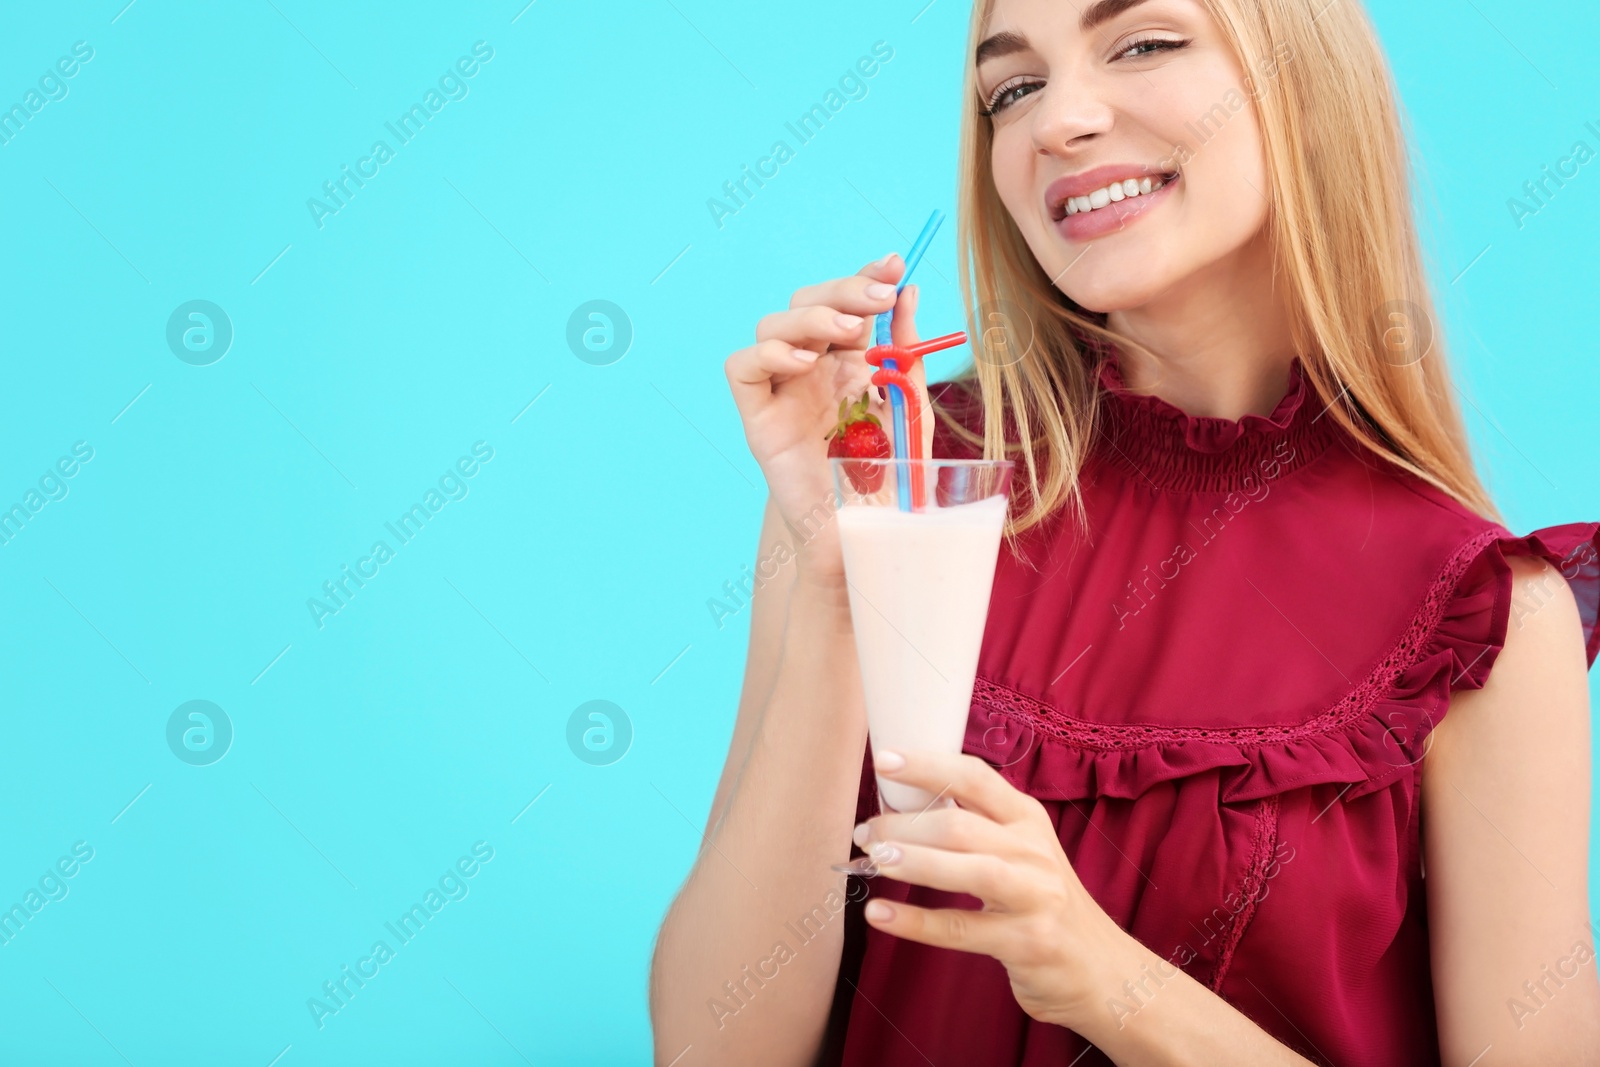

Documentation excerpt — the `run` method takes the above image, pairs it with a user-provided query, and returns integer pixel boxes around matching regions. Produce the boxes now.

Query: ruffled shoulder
[1436,522,1600,685]
[966,521,1600,804]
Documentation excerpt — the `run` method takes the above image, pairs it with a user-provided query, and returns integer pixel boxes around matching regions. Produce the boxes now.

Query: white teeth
[1062,175,1169,216]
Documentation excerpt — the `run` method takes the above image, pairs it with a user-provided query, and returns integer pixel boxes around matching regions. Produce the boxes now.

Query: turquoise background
[0,1,1593,1063]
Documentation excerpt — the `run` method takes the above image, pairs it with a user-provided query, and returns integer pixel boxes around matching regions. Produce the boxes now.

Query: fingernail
[794,348,818,362]
[853,822,870,848]
[865,900,894,921]
[876,748,905,771]
[876,252,898,268]
[905,284,918,302]
[865,282,896,300]
[871,841,902,865]
[835,313,863,330]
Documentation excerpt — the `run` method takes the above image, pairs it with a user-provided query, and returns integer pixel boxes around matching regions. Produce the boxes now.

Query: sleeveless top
[820,346,1600,1066]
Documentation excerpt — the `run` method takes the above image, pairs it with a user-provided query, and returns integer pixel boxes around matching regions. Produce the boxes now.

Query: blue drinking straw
[877,209,945,511]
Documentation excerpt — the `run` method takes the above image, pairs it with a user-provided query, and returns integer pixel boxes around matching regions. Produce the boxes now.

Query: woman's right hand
[725,253,931,584]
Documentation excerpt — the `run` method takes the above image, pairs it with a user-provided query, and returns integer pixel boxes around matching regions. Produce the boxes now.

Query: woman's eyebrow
[1078,0,1157,34]
[975,0,1158,65]
[975,30,1029,66]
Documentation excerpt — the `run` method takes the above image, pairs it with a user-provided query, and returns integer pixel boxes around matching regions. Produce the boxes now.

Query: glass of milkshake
[826,457,1013,873]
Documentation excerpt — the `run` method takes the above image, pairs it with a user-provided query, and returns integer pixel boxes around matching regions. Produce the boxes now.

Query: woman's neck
[1104,230,1299,422]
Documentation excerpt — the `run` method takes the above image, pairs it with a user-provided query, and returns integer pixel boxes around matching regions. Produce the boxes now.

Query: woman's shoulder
[1281,422,1513,571]
[967,418,1600,804]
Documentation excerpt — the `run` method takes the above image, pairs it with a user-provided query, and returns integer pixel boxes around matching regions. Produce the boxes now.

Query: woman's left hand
[854,747,1133,1028]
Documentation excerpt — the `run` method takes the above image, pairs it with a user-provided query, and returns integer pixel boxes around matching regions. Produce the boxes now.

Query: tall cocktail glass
[827,457,1013,856]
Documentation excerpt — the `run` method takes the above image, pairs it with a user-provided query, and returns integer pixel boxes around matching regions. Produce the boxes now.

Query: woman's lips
[1053,172,1179,241]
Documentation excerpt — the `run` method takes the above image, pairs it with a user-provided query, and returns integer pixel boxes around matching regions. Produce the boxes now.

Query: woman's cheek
[991,139,1032,223]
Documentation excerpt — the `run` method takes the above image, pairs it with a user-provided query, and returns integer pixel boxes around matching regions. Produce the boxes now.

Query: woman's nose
[1028,81,1116,155]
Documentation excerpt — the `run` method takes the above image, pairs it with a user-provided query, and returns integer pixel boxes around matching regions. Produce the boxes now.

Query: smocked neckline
[1091,341,1342,493]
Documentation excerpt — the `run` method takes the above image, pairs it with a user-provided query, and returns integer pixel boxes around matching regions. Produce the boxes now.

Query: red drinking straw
[864,330,968,509]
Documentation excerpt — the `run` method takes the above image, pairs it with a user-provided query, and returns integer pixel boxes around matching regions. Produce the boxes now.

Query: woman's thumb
[889,284,921,349]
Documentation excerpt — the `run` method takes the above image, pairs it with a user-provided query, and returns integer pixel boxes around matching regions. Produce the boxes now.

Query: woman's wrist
[793,577,853,636]
[1039,907,1151,1033]
[1063,927,1320,1066]
[793,554,850,600]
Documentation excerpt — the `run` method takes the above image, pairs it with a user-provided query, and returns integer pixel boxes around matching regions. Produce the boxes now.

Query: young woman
[650,0,1600,1063]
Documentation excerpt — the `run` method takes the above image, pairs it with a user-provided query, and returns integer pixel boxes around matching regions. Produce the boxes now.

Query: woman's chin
[1058,276,1175,316]
[1041,237,1183,314]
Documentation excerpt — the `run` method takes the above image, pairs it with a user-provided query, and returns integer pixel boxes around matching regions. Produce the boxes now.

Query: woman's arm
[701,494,799,840]
[647,511,866,1067]
[1073,937,1320,1065]
[648,253,933,1066]
[1422,554,1600,1065]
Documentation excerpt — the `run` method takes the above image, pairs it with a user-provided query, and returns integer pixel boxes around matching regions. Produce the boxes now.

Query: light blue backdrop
[0,1,1593,1063]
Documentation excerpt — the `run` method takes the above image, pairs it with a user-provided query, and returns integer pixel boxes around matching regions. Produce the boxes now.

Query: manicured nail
[876,748,905,771]
[853,822,870,848]
[876,252,898,268]
[905,284,918,302]
[865,900,894,921]
[865,282,896,300]
[794,348,818,362]
[835,313,863,330]
[871,841,902,865]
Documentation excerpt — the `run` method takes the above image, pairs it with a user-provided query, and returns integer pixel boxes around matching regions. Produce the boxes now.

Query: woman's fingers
[724,339,822,421]
[861,897,1004,957]
[864,840,1019,905]
[889,281,922,350]
[863,284,934,454]
[755,305,868,352]
[789,267,904,319]
[857,803,1011,856]
[725,251,923,442]
[875,750,1039,826]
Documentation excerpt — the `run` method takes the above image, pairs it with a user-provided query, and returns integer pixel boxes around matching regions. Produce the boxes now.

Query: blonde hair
[935,0,1501,553]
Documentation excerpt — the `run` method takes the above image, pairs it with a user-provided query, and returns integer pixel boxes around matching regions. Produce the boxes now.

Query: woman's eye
[1116,37,1189,61]
[983,80,1043,117]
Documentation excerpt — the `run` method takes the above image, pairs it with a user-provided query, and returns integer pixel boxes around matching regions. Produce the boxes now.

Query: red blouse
[822,345,1600,1066]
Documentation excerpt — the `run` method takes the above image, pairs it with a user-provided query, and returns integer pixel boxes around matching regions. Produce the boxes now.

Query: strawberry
[827,390,892,493]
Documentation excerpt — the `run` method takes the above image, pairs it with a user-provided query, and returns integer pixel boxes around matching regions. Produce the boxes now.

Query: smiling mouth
[1050,171,1180,222]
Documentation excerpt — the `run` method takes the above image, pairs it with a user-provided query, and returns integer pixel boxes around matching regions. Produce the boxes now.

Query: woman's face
[977,0,1273,314]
